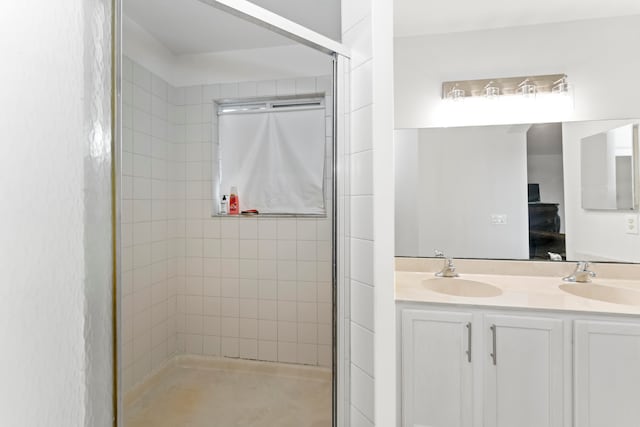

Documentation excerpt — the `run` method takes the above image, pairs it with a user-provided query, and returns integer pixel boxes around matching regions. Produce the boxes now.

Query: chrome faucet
[563,261,596,283]
[434,250,459,278]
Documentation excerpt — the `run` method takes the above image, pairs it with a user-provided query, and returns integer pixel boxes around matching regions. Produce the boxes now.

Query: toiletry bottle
[229,186,239,215]
[220,195,228,215]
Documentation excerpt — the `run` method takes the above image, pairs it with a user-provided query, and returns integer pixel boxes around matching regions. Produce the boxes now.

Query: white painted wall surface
[0,0,113,426]
[395,15,640,128]
[396,126,530,260]
[371,1,396,425]
[563,119,640,262]
[394,129,420,256]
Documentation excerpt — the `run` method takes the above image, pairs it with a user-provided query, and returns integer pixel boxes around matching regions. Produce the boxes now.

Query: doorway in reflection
[526,123,566,260]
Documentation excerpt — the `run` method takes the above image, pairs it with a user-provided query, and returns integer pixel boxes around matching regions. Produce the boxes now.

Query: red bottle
[229,186,239,215]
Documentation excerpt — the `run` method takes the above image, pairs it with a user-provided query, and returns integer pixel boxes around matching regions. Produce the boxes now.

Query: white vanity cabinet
[483,315,565,427]
[401,310,474,427]
[399,306,569,427]
[574,320,640,427]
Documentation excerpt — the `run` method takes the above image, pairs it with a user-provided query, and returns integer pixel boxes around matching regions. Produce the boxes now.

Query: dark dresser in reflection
[528,203,565,260]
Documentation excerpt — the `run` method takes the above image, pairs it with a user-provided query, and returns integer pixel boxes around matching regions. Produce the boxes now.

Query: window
[214,96,327,215]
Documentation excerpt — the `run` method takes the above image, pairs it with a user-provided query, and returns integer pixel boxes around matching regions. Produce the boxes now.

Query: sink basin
[559,283,640,306]
[423,278,503,298]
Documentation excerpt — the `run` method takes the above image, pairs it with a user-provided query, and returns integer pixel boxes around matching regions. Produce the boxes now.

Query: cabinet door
[484,315,565,427]
[574,320,640,427]
[401,309,474,427]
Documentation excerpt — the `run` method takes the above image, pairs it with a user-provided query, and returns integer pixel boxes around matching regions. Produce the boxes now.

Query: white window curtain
[216,105,326,215]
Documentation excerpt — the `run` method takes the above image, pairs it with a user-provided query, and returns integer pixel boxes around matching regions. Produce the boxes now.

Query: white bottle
[220,195,228,215]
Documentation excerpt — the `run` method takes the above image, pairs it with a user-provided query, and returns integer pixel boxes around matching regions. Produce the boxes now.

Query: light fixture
[552,75,569,94]
[517,78,537,98]
[441,74,568,100]
[483,81,500,99]
[446,84,465,101]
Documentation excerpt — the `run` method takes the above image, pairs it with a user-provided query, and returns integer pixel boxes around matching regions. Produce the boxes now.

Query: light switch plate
[625,214,639,234]
[491,214,507,225]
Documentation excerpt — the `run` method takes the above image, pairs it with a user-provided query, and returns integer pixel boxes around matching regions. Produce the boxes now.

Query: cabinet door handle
[490,324,497,365]
[466,322,472,363]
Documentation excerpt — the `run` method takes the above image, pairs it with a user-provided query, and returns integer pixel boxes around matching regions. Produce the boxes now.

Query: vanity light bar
[442,74,568,100]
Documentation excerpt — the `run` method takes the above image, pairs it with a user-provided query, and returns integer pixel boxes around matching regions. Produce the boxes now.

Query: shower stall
[116,1,350,425]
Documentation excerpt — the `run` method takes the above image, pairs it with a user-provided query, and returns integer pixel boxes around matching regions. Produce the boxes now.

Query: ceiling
[395,0,640,37]
[247,0,341,41]
[123,0,340,55]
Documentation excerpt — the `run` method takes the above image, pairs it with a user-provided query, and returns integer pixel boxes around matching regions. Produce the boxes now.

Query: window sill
[211,213,327,219]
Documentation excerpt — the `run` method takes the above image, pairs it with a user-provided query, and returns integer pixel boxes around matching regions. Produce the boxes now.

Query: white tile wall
[121,57,335,393]
[121,57,177,392]
[173,75,334,367]
[343,2,377,425]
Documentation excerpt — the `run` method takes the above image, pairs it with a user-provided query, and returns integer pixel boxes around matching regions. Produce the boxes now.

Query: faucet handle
[576,261,591,271]
[563,261,596,282]
[434,249,445,258]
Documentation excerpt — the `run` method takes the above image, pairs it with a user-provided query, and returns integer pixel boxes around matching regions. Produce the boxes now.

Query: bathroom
[2,0,640,426]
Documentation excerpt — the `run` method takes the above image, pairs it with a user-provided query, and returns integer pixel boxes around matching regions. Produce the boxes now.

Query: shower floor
[124,357,332,427]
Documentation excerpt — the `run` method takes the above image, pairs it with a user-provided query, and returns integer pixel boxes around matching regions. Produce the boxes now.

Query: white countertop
[395,258,640,316]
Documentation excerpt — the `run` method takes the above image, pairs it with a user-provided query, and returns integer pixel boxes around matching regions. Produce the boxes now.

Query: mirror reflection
[581,124,638,210]
[395,119,640,263]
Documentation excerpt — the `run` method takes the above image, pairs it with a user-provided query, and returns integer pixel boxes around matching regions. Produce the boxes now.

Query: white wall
[563,119,640,262]
[0,0,112,426]
[395,126,530,260]
[121,53,335,396]
[123,5,340,390]
[394,129,420,256]
[395,15,640,128]
[172,76,334,368]
[120,57,179,393]
[343,0,396,425]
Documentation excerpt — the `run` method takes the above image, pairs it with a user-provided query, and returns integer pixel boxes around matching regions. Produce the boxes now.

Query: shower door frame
[112,1,352,426]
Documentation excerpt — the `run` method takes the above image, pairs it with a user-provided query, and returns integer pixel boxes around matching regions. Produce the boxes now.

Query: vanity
[392,7,640,426]
[393,119,640,426]
[395,258,640,427]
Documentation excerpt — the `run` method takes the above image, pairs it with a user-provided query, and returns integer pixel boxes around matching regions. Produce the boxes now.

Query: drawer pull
[466,322,472,363]
[490,324,497,365]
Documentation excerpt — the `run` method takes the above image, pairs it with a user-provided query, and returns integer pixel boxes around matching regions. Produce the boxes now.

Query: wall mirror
[395,119,640,263]
[581,124,638,210]
[393,8,640,264]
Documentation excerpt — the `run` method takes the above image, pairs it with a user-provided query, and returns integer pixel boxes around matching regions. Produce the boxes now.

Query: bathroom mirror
[394,119,640,263]
[581,124,638,210]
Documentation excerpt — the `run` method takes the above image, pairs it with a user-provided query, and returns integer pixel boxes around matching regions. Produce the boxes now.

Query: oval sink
[423,278,503,298]
[559,283,640,306]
